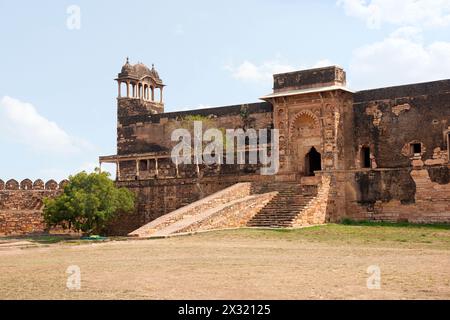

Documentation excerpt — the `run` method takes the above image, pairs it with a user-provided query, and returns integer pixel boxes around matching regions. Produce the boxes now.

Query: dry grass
[0,224,449,300]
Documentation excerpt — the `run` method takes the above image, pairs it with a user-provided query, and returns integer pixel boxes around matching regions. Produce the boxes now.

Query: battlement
[0,178,68,236]
[0,179,68,191]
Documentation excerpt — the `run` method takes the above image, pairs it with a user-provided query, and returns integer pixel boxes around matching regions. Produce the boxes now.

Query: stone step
[250,216,297,219]
[247,181,319,228]
[249,218,295,221]
[247,223,293,227]
[249,221,294,224]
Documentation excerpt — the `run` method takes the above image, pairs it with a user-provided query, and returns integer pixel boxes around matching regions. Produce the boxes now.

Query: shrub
[43,171,135,235]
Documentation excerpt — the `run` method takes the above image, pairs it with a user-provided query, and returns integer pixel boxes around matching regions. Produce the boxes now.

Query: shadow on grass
[0,234,131,245]
[0,234,81,244]
[340,219,450,230]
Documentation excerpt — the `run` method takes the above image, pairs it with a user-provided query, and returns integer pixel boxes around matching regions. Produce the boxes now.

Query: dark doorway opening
[411,143,422,155]
[305,147,322,176]
[361,146,371,168]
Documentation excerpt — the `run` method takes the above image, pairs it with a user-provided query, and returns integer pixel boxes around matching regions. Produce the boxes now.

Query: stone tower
[115,58,165,155]
[115,58,165,117]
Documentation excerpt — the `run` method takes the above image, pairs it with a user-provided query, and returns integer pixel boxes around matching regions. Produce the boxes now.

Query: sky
[1,0,450,181]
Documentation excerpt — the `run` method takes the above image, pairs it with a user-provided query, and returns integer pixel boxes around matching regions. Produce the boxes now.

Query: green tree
[43,171,135,235]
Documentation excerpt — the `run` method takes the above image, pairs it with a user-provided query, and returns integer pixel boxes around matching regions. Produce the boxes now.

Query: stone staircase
[246,182,319,228]
[128,177,330,238]
[128,183,274,238]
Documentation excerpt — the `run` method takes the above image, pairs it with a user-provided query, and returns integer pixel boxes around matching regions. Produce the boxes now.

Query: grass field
[0,223,449,300]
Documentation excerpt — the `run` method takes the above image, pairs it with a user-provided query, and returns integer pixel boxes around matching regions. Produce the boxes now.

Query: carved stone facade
[96,62,450,234]
[2,62,450,236]
[268,90,353,177]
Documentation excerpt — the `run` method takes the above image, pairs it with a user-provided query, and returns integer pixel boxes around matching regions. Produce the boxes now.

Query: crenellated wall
[0,179,68,235]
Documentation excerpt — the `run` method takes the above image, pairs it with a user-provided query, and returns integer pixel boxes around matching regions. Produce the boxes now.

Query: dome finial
[126,56,130,64]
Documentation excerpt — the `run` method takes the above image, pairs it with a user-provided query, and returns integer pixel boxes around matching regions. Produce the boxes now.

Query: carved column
[135,159,140,179]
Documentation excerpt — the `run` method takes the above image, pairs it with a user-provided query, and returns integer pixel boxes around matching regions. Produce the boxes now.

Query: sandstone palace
[1,60,450,236]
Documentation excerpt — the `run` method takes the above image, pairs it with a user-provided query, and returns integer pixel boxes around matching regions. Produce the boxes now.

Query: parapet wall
[0,179,68,191]
[0,179,68,236]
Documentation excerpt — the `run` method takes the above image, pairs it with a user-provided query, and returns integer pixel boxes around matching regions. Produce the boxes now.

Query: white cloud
[224,60,297,83]
[389,26,424,42]
[173,24,185,36]
[0,96,92,154]
[225,59,334,84]
[349,28,450,89]
[337,0,450,29]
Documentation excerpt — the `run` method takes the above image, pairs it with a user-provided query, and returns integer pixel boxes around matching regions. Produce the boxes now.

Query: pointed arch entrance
[305,147,322,176]
[290,110,322,175]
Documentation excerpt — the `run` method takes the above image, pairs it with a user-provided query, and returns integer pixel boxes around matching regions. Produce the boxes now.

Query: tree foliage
[43,171,135,235]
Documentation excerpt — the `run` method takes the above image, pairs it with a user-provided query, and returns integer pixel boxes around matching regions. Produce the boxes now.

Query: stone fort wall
[0,179,68,236]
[3,65,450,236]
[332,79,450,224]
[116,101,273,155]
[325,166,450,224]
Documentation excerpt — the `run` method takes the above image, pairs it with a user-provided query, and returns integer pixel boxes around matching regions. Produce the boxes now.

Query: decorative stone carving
[289,110,320,139]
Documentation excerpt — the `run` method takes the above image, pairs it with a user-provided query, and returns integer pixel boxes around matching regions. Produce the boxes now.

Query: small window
[139,160,148,171]
[411,143,422,155]
[361,146,371,168]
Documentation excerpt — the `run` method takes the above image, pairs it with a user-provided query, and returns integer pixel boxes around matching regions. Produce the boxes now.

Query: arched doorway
[305,147,321,176]
[290,111,321,174]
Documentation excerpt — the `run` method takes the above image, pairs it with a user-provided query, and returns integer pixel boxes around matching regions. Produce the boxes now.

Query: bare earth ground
[0,224,449,300]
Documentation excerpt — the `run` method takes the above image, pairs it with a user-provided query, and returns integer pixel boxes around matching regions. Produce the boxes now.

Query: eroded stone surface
[392,103,411,116]
[2,65,450,236]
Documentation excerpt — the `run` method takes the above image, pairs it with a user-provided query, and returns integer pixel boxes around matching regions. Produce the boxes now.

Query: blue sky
[1,0,450,181]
